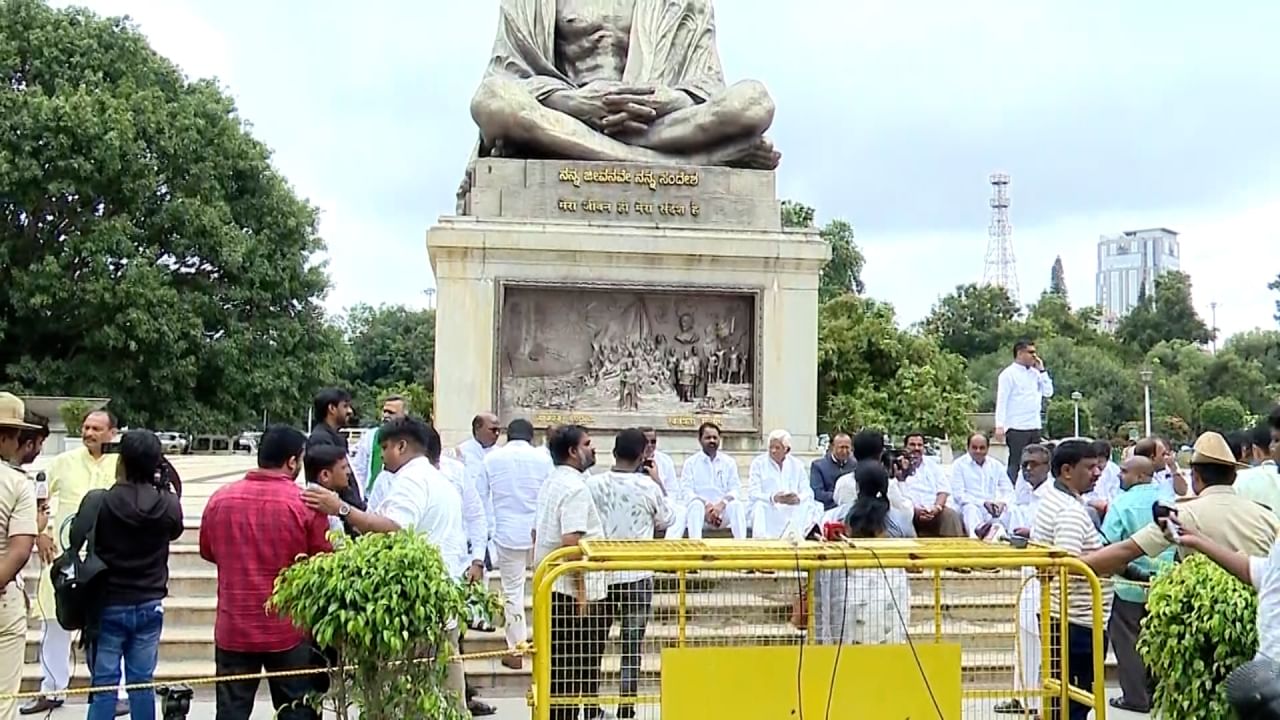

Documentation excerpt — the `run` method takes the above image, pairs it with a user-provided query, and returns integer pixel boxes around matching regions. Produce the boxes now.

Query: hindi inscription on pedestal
[496,282,759,432]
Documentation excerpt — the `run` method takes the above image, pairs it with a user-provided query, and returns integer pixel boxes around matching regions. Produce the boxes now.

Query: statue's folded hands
[469,0,780,170]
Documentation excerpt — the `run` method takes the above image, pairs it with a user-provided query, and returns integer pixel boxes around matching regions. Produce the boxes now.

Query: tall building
[1095,228,1181,328]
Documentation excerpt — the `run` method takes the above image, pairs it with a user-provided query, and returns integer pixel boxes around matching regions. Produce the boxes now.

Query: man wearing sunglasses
[995,339,1054,485]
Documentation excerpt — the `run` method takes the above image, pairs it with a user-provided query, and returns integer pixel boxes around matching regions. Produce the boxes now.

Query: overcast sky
[58,0,1280,340]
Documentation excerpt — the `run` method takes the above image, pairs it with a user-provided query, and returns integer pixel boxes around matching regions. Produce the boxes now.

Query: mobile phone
[100,441,121,454]
[34,472,48,502]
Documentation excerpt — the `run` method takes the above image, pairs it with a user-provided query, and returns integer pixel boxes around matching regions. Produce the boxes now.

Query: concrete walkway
[45,687,1153,718]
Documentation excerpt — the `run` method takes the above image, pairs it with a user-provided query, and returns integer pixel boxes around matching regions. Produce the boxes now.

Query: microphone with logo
[1226,658,1280,719]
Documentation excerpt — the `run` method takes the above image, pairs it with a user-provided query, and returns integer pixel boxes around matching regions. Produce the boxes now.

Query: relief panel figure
[498,286,756,429]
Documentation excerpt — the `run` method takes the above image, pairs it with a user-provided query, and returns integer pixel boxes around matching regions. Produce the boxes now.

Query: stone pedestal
[427,158,828,453]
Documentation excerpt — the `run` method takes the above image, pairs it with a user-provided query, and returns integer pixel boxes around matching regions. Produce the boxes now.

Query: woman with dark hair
[78,430,184,719]
[815,460,912,645]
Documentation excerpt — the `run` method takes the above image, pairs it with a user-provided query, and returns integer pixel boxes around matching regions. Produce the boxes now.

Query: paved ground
[43,687,1149,718]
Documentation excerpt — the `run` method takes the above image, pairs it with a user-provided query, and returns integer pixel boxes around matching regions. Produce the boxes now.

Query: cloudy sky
[58,0,1280,339]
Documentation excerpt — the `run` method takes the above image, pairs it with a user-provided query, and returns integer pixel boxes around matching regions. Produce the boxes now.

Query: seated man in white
[898,432,965,537]
[665,422,748,540]
[748,429,823,540]
[952,433,1014,538]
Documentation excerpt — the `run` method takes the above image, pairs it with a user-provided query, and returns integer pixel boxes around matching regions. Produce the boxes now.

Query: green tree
[922,283,1021,359]
[1116,271,1213,353]
[0,1,343,431]
[780,200,864,299]
[1035,336,1142,437]
[1198,395,1250,434]
[341,304,436,422]
[818,294,975,439]
[1223,330,1280,395]
[1045,396,1092,438]
[1049,256,1067,296]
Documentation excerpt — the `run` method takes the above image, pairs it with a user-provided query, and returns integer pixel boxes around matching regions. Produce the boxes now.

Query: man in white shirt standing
[994,339,1054,484]
[585,428,674,719]
[304,417,470,716]
[748,429,822,540]
[459,412,502,470]
[994,444,1052,717]
[639,427,678,506]
[1234,421,1280,517]
[953,433,1014,538]
[348,394,406,498]
[477,418,553,670]
[667,422,748,539]
[533,425,607,720]
[899,432,964,537]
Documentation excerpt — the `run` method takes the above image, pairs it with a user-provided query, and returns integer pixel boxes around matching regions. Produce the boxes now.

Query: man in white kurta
[994,443,1053,716]
[640,428,678,503]
[748,430,823,540]
[476,419,553,668]
[899,433,965,537]
[953,433,1014,538]
[666,423,747,540]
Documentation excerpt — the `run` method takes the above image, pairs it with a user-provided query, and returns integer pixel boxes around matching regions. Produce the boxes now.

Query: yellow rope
[0,644,534,701]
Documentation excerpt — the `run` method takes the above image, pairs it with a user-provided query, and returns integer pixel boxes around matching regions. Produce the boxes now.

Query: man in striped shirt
[1031,439,1112,720]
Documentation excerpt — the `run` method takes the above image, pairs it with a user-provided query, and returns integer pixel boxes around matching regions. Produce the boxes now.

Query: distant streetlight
[1071,391,1083,437]
[423,288,437,310]
[1140,369,1154,437]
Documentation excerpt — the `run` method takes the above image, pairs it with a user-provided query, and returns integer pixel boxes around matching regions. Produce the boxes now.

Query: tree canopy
[1049,256,1067,296]
[1116,271,1213,353]
[922,283,1022,359]
[0,0,343,431]
[340,304,436,424]
[780,201,865,299]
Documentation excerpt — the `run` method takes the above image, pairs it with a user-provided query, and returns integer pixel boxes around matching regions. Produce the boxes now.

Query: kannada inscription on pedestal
[462,158,780,230]
[496,282,759,432]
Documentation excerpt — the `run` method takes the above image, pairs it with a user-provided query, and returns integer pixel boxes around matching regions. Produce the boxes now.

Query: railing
[529,538,1106,720]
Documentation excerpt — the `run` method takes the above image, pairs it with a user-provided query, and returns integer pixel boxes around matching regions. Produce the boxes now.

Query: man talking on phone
[994,339,1055,485]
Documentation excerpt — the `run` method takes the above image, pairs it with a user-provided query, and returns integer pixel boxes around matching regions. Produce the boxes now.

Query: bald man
[1098,455,1175,712]
[952,433,1014,537]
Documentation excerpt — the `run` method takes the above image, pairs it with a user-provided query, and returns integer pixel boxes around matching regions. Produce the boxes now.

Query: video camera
[157,685,193,720]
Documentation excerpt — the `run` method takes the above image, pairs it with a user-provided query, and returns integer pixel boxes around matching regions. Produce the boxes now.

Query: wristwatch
[337,502,351,518]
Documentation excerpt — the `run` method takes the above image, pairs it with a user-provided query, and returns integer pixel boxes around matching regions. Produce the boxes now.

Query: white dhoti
[665,498,748,540]
[751,500,824,540]
[961,502,1012,538]
[1014,568,1042,697]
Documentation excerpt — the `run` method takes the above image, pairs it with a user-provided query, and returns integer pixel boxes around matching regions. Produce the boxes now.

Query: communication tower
[983,172,1020,304]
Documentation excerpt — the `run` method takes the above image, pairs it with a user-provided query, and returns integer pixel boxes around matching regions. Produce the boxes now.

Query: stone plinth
[429,159,827,453]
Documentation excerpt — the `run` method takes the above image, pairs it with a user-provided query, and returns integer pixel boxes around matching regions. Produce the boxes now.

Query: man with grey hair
[747,429,822,540]
[995,443,1053,717]
[349,394,407,497]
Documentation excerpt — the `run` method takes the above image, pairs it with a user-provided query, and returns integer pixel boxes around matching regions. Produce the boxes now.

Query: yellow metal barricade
[529,538,1106,720]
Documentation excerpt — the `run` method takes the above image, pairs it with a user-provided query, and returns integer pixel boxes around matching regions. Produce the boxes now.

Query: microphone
[1226,658,1280,719]
[34,471,48,502]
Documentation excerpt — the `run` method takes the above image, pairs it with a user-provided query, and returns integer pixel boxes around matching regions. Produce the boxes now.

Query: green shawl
[366,428,384,492]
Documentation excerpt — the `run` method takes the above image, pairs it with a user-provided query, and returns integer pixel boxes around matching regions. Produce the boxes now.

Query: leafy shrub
[58,400,94,437]
[1139,553,1258,719]
[270,530,497,719]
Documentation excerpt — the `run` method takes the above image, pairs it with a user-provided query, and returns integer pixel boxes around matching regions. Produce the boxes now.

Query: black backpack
[50,489,109,633]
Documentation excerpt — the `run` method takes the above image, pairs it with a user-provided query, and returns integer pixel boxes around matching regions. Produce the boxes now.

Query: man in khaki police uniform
[1076,431,1280,577]
[0,394,40,720]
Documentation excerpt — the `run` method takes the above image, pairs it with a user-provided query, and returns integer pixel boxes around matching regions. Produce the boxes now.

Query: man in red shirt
[200,425,332,719]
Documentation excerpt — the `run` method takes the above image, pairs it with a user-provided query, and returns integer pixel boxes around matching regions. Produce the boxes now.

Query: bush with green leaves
[57,400,93,437]
[1139,553,1258,719]
[269,530,498,719]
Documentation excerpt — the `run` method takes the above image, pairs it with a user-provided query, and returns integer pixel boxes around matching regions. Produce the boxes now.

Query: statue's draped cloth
[478,0,726,155]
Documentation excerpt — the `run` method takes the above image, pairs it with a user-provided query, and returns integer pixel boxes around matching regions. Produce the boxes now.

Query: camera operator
[850,429,914,536]
[77,430,183,720]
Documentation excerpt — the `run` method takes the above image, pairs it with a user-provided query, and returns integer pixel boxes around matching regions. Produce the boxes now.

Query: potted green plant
[270,530,498,719]
[1138,553,1258,719]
